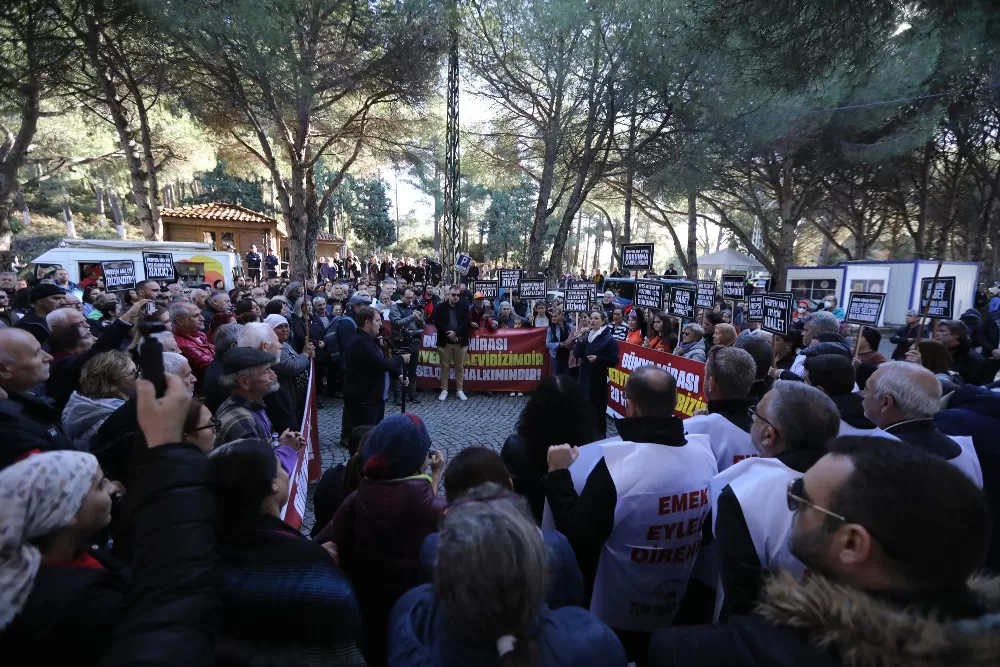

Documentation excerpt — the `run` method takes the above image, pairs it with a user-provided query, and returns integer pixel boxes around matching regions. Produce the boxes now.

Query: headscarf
[0,451,98,630]
[264,314,288,329]
[714,323,737,347]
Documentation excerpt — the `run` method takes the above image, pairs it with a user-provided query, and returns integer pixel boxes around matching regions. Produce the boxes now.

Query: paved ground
[303,391,617,534]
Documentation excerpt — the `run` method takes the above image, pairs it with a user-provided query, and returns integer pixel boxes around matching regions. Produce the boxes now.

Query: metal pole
[443,3,461,287]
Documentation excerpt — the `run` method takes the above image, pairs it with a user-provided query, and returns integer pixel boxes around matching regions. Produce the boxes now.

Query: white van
[22,238,244,291]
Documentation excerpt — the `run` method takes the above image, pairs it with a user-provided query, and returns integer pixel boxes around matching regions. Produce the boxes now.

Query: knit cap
[361,413,432,479]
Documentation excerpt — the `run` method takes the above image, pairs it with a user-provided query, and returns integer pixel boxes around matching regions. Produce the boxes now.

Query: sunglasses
[786,477,846,521]
[189,417,221,434]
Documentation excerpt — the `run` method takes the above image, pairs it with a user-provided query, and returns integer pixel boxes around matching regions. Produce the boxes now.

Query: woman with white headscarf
[0,451,117,659]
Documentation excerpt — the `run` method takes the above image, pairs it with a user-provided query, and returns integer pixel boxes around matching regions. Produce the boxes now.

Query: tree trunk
[17,189,31,227]
[63,202,76,238]
[0,79,40,270]
[686,188,699,279]
[527,123,560,274]
[95,185,106,226]
[572,208,582,271]
[109,190,126,238]
[134,93,162,239]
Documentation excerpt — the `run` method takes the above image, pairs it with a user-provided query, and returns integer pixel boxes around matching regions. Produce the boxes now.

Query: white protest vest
[948,435,983,488]
[711,457,806,581]
[838,421,899,440]
[684,413,758,472]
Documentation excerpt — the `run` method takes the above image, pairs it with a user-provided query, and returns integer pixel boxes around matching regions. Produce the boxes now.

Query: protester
[206,438,366,664]
[529,300,550,328]
[181,399,218,453]
[389,288,425,405]
[501,375,597,522]
[390,484,626,667]
[609,308,628,341]
[733,334,774,402]
[544,308,575,377]
[264,313,314,433]
[170,301,214,395]
[645,311,674,352]
[936,319,990,385]
[712,381,841,616]
[712,322,737,348]
[572,309,619,438]
[854,326,887,365]
[783,311,846,378]
[419,457,585,609]
[820,294,845,319]
[315,414,446,667]
[203,322,243,414]
[15,284,66,344]
[683,346,759,471]
[495,301,522,329]
[803,353,891,437]
[674,322,707,362]
[343,306,406,430]
[905,339,966,393]
[890,309,932,359]
[60,351,137,450]
[432,285,470,402]
[544,365,716,663]
[624,310,644,345]
[861,361,983,485]
[651,438,996,667]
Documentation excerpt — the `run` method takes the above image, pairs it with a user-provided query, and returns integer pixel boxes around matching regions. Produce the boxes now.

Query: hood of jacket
[61,392,125,442]
[830,392,876,429]
[801,340,852,360]
[945,383,1000,418]
[756,572,1000,667]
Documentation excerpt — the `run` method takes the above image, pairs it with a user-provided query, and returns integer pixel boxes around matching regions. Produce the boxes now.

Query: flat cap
[221,347,276,374]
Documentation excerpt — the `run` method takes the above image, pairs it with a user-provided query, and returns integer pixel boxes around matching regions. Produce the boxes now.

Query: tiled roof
[317,231,345,243]
[160,202,277,225]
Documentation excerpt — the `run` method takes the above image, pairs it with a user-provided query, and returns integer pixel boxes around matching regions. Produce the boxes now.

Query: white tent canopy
[696,248,767,273]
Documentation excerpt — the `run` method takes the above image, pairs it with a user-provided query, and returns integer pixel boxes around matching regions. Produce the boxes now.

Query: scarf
[676,337,701,354]
[588,325,608,343]
[0,451,98,630]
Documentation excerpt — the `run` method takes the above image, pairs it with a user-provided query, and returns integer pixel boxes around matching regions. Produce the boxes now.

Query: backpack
[325,315,355,364]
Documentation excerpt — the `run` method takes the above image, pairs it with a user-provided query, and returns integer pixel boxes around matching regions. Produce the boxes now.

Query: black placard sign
[746,294,764,322]
[621,243,654,270]
[722,273,747,300]
[518,279,547,299]
[634,280,665,309]
[696,280,717,310]
[499,269,523,290]
[565,288,592,313]
[845,292,886,326]
[761,292,792,336]
[919,277,955,320]
[476,279,499,300]
[101,260,137,292]
[142,252,175,281]
[572,280,597,302]
[668,286,696,319]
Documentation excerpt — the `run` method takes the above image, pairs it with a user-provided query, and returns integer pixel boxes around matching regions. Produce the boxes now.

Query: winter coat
[572,327,620,404]
[343,330,403,402]
[949,343,991,386]
[215,513,365,666]
[316,476,446,667]
[174,328,215,394]
[388,584,627,667]
[0,391,78,469]
[674,338,707,363]
[61,392,125,450]
[46,319,134,413]
[935,384,1000,570]
[419,528,584,610]
[264,342,311,434]
[889,323,932,360]
[650,572,1000,667]
[432,301,471,347]
[830,393,877,430]
[501,433,548,524]
[15,310,50,345]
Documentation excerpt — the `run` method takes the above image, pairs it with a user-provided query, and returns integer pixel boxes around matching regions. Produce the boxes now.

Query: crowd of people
[0,254,998,667]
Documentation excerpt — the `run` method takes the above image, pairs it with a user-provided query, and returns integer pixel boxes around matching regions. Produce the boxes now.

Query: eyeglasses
[189,417,221,434]
[786,477,846,521]
[747,404,781,439]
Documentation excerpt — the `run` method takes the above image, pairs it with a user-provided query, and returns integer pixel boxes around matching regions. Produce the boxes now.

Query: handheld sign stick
[854,325,865,360]
[914,258,944,347]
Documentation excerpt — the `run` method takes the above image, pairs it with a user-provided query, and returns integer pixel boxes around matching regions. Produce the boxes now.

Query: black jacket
[203,354,229,415]
[889,323,930,360]
[47,319,134,413]
[289,314,327,355]
[432,300,471,347]
[830,392,876,429]
[344,330,403,401]
[544,416,686,605]
[883,418,962,461]
[501,433,547,524]
[572,327,620,401]
[0,390,78,468]
[949,343,993,386]
[99,443,220,667]
[265,345,311,434]
[15,310,50,344]
[714,448,826,618]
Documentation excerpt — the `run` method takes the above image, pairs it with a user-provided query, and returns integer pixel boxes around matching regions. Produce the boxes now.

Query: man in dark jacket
[201,290,231,333]
[545,366,717,663]
[803,354,885,436]
[431,285,470,402]
[650,438,997,667]
[344,306,406,429]
[15,283,65,344]
[0,328,76,467]
[204,322,243,413]
[889,309,932,359]
[733,335,773,403]
[389,288,425,404]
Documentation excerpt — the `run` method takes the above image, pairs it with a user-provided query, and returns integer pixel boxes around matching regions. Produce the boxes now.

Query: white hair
[238,322,279,361]
[869,361,941,419]
[162,351,189,375]
[137,331,177,354]
[45,308,78,329]
[807,310,840,335]
[684,323,705,338]
[168,302,194,324]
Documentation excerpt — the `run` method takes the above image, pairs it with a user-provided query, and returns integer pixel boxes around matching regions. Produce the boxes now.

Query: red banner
[606,342,708,420]
[416,324,551,392]
[281,361,321,530]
